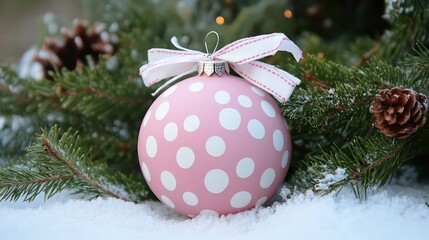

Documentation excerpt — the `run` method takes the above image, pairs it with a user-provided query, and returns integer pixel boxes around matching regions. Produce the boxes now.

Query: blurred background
[0,0,84,64]
[0,0,388,64]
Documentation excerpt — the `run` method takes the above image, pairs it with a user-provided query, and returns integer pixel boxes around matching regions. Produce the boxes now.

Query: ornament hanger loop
[204,31,219,58]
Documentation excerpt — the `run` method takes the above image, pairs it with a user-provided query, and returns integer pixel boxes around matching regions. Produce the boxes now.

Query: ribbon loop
[139,32,303,103]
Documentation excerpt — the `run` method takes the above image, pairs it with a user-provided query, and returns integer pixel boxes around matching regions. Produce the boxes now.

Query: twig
[354,42,381,68]
[303,71,330,90]
[0,174,73,188]
[41,136,129,202]
[0,83,32,104]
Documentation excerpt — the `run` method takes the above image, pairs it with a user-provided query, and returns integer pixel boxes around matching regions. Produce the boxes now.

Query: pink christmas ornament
[138,32,302,217]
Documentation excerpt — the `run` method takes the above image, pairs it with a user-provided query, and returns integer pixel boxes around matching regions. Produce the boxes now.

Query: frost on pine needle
[314,168,348,191]
[384,0,415,21]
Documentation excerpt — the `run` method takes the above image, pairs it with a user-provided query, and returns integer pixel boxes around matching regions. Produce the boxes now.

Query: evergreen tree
[0,0,428,202]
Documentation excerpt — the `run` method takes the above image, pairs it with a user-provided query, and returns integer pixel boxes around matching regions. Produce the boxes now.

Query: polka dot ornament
[137,74,292,217]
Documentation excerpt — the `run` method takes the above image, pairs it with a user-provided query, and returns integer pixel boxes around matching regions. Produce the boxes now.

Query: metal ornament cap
[198,60,230,77]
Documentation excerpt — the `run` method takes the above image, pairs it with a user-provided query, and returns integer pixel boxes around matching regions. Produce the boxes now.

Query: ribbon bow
[139,32,303,103]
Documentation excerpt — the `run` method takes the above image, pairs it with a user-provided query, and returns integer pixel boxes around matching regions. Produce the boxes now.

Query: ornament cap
[198,60,230,77]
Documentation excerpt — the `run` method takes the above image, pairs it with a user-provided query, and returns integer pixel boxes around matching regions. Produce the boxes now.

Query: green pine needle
[0,126,134,202]
[0,168,73,202]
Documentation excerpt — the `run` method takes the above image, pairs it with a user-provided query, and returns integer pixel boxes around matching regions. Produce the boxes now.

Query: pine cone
[370,87,428,139]
[35,19,117,80]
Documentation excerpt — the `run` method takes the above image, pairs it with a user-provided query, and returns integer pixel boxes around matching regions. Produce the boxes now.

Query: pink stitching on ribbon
[231,64,287,102]
[141,33,302,101]
[149,49,201,56]
[215,33,278,57]
[235,48,277,64]
[213,37,250,56]
[246,62,298,87]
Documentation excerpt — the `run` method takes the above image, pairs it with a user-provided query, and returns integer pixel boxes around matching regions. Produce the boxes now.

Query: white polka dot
[176,147,195,169]
[282,150,289,168]
[236,157,255,178]
[162,84,177,98]
[205,136,226,157]
[200,209,219,217]
[238,95,252,108]
[204,169,229,193]
[164,122,178,141]
[189,82,204,92]
[155,101,170,120]
[251,86,266,97]
[183,192,199,206]
[215,90,230,104]
[141,162,151,182]
[230,191,252,208]
[256,196,268,206]
[161,195,175,208]
[219,108,241,131]
[146,136,157,158]
[184,115,200,132]
[260,168,276,189]
[161,171,176,191]
[143,110,151,127]
[247,119,265,139]
[273,129,284,151]
[261,101,276,118]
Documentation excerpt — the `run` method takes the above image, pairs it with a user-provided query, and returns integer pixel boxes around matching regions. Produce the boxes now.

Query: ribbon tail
[171,36,202,54]
[279,37,303,62]
[231,61,300,103]
[139,54,206,87]
[213,33,303,64]
[151,68,196,96]
[148,48,202,62]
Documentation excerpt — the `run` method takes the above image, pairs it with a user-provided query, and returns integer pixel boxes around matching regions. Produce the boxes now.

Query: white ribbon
[139,33,303,103]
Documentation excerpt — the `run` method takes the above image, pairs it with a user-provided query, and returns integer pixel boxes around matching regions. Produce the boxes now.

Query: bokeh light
[216,16,225,25]
[283,9,293,19]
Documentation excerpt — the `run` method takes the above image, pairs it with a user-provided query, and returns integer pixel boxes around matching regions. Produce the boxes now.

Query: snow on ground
[0,182,428,240]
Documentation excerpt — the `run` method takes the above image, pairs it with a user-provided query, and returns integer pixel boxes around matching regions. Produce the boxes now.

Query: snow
[18,46,43,80]
[383,0,414,20]
[1,183,428,240]
[43,12,59,35]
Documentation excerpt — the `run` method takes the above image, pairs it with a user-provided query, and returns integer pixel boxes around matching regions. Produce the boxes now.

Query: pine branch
[0,126,140,202]
[292,127,429,198]
[360,58,411,89]
[39,132,127,201]
[0,168,73,202]
[0,67,36,115]
[301,54,361,87]
[283,54,375,134]
[1,62,151,172]
[410,43,429,73]
[381,0,429,60]
[0,82,32,105]
[27,64,153,121]
[403,43,429,87]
